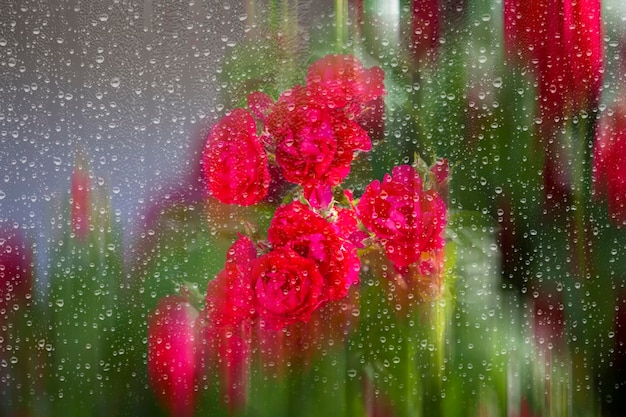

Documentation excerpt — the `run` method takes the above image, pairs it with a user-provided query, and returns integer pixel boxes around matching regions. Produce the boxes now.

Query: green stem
[335,0,347,51]
[572,113,596,281]
[574,120,591,279]
[404,320,421,417]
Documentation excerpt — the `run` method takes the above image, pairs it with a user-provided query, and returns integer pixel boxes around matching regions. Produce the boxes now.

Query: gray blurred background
[0,0,331,281]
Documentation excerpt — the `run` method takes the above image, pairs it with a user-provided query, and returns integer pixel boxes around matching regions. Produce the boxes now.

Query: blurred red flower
[266,55,384,206]
[148,296,199,417]
[266,86,371,205]
[206,235,257,328]
[504,0,603,125]
[202,108,270,206]
[305,54,385,117]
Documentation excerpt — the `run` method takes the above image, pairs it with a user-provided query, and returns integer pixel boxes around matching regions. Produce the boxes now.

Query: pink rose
[148,296,199,417]
[268,201,360,301]
[251,248,326,330]
[202,108,270,206]
[357,165,446,268]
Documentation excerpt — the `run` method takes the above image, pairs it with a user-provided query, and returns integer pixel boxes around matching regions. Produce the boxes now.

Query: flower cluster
[149,54,449,414]
[201,54,447,332]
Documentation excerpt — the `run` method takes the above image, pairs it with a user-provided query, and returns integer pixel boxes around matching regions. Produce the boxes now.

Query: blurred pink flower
[148,296,199,417]
[202,108,270,206]
[0,227,32,316]
[593,107,626,226]
[267,85,370,203]
[409,0,440,62]
[246,91,274,123]
[70,163,91,240]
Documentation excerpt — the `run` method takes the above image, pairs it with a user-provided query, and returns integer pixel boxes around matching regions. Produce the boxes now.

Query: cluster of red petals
[266,86,348,192]
[147,296,199,417]
[504,0,603,125]
[252,248,326,330]
[593,108,626,226]
[268,201,360,302]
[202,108,270,206]
[357,165,446,268]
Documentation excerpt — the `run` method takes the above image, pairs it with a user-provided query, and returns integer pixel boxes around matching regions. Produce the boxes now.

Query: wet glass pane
[1,0,625,416]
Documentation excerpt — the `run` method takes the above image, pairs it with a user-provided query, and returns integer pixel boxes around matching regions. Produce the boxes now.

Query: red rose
[251,248,326,330]
[148,296,199,417]
[206,235,257,328]
[268,201,360,301]
[357,165,446,268]
[266,86,337,185]
[202,108,270,206]
[266,86,371,204]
